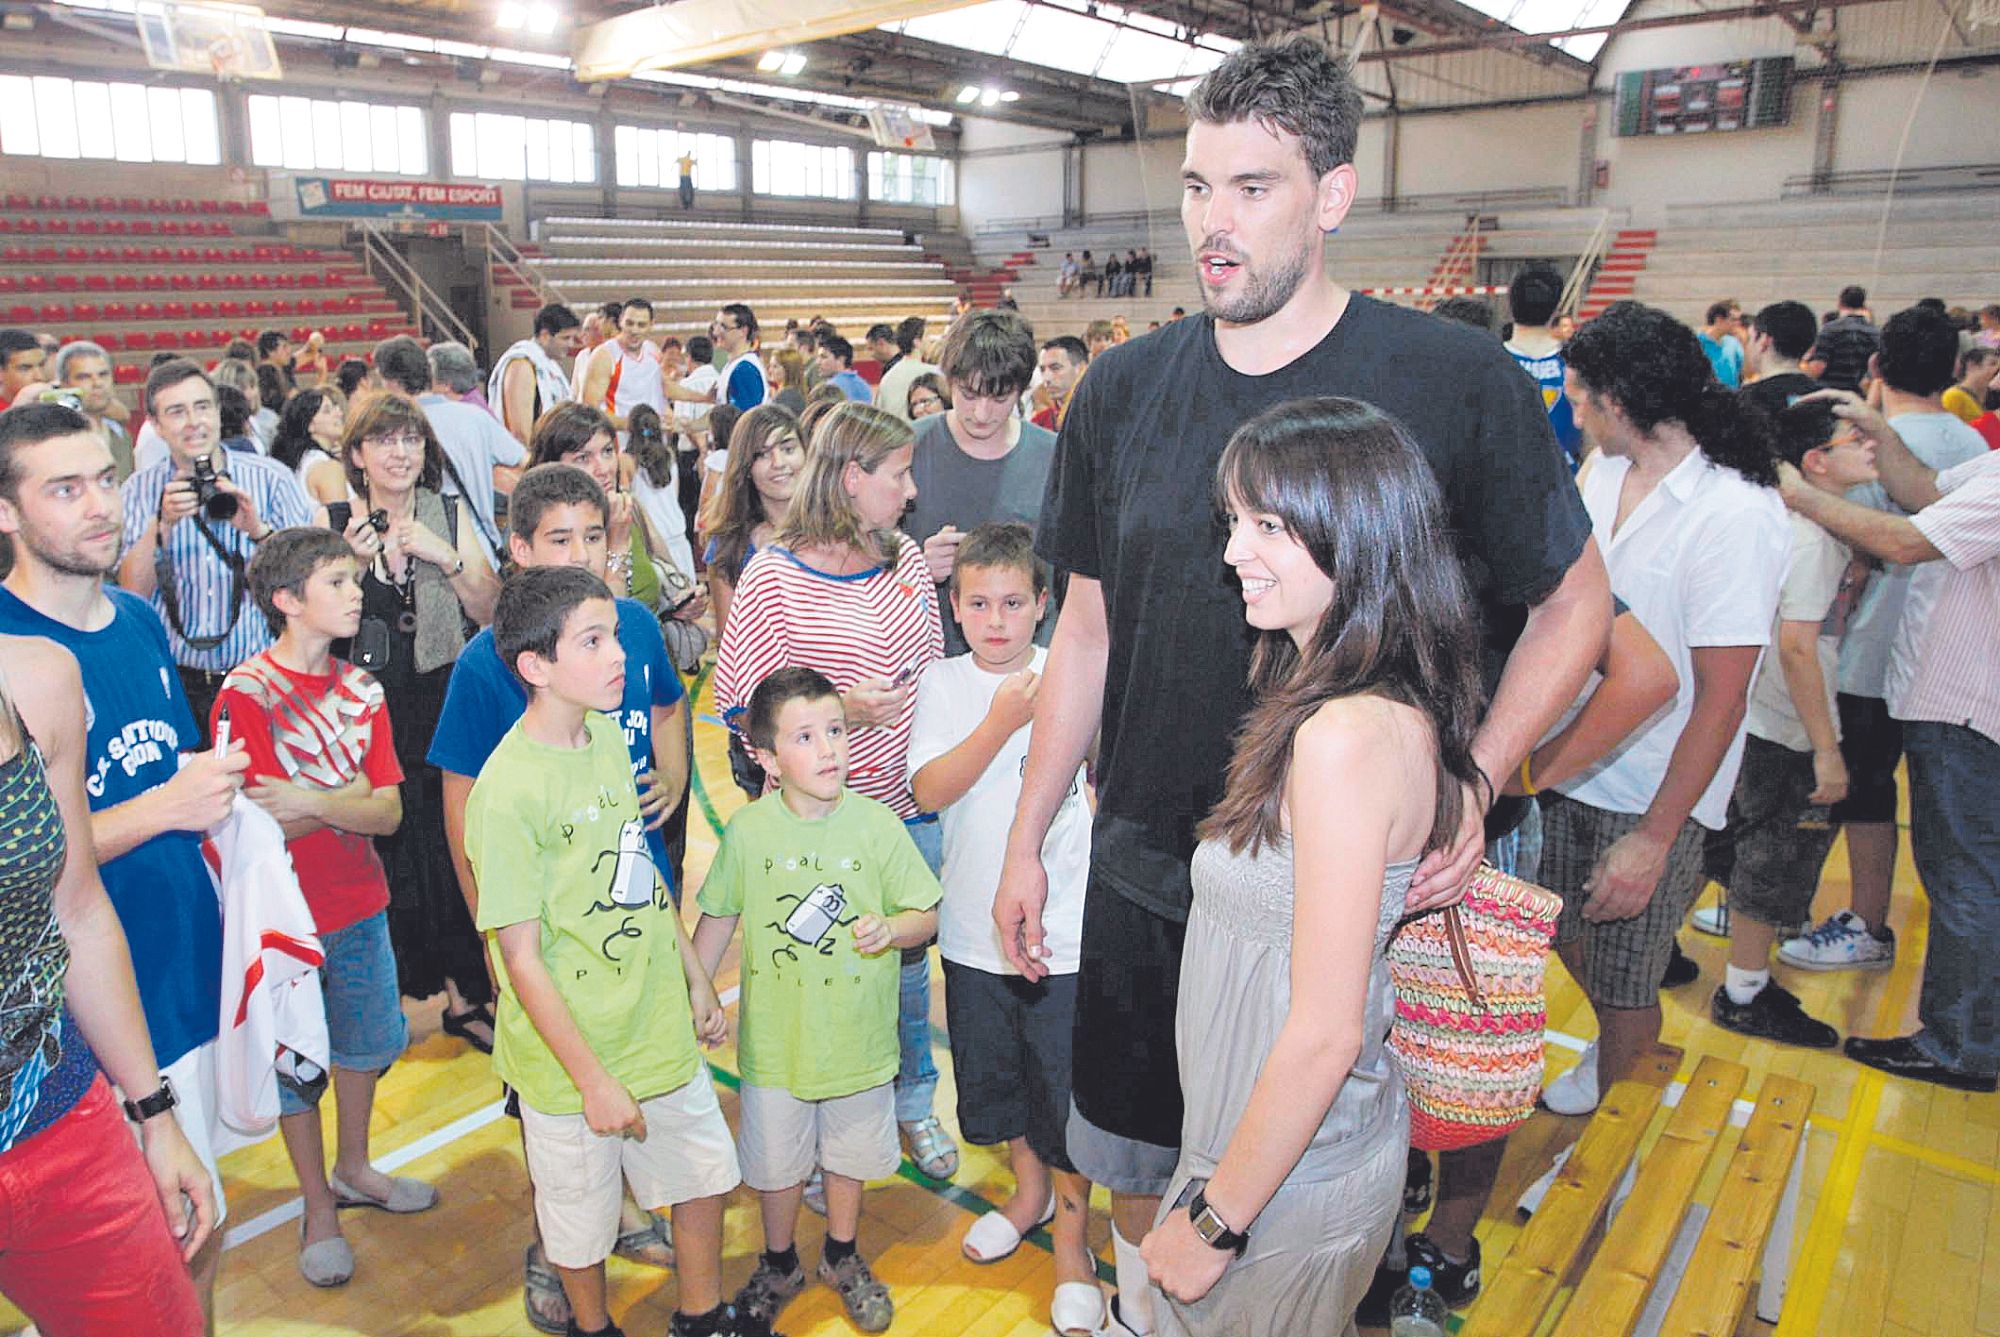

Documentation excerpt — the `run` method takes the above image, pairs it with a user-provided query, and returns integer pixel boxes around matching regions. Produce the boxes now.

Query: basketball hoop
[207,33,248,83]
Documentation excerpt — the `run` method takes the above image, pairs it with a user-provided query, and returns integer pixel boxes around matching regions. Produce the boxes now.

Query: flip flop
[961,1193,1055,1263]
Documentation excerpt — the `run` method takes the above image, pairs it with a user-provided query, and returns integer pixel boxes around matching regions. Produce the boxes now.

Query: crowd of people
[0,32,1995,1337]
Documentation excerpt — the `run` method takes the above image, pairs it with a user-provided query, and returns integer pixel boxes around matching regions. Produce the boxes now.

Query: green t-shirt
[468,714,699,1114]
[698,791,941,1100]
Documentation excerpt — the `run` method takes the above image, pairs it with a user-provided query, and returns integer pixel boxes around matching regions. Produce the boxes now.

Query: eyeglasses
[156,398,218,425]
[364,431,426,455]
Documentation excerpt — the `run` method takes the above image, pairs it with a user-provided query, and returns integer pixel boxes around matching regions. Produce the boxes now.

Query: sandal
[612,1209,675,1269]
[1052,1280,1107,1336]
[898,1115,960,1181]
[961,1193,1055,1263]
[298,1224,355,1288]
[329,1171,439,1214]
[524,1243,571,1335]
[441,1004,495,1054]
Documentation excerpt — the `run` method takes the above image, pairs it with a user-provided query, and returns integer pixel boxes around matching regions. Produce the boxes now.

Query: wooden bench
[1459,1046,1816,1337]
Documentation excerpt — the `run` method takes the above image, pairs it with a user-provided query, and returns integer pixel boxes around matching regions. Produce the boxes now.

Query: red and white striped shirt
[1889,451,2000,746]
[715,536,943,817]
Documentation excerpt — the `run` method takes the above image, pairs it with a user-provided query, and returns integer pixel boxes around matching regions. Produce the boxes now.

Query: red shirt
[213,653,402,934]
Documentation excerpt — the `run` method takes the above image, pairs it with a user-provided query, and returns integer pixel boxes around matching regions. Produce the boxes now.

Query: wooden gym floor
[7,667,1996,1336]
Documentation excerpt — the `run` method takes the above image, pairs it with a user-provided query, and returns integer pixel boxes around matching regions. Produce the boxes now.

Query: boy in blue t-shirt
[429,463,689,1331]
[1503,263,1583,470]
[694,667,941,1334]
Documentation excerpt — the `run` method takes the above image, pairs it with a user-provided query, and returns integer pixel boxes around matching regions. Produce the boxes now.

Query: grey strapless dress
[1153,837,1416,1337]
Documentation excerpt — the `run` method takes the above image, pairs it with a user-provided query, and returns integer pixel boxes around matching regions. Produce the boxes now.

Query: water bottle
[1389,1265,1450,1337]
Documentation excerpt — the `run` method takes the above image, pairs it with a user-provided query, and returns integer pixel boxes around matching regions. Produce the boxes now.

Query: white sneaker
[1778,911,1895,972]
[1540,1042,1600,1116]
[1516,1145,1572,1218]
[1691,901,1730,937]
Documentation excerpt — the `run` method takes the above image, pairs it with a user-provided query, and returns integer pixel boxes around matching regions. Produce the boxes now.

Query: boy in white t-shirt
[1709,399,1879,1048]
[906,523,1105,1336]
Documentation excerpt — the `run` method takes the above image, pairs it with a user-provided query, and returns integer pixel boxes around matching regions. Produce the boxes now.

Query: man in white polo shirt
[1779,390,2000,1094]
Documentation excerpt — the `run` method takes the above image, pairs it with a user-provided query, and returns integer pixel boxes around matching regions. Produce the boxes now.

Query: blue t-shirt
[829,369,872,403]
[0,587,221,1067]
[427,597,685,884]
[1699,331,1744,389]
[1507,344,1582,471]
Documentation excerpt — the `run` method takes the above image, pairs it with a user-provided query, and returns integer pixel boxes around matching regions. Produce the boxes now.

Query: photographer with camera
[119,359,315,737]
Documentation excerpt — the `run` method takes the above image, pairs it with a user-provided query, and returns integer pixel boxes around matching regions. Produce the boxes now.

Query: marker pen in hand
[213,704,232,756]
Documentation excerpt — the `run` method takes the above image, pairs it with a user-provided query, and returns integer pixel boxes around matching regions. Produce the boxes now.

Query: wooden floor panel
[5,671,1990,1336]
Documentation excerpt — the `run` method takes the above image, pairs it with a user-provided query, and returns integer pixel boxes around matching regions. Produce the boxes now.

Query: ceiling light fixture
[526,3,558,35]
[495,3,526,31]
[999,90,1019,102]
[955,85,980,103]
[979,87,1001,106]
[757,50,785,71]
[780,51,806,76]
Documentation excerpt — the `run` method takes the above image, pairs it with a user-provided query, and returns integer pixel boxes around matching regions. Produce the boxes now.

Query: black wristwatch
[123,1075,179,1124]
[1185,1182,1249,1257]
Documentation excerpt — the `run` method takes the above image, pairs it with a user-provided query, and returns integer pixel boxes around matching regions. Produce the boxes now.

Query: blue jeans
[897,816,943,1123]
[1904,720,2000,1077]
[1486,798,1544,882]
[279,911,408,1116]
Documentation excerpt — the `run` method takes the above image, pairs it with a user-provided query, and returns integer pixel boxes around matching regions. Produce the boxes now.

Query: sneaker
[1403,1147,1434,1216]
[1711,982,1839,1049]
[679,1304,783,1337]
[1540,1042,1600,1115]
[731,1256,807,1328]
[1403,1232,1482,1308]
[1691,899,1730,937]
[1662,940,1701,988]
[818,1250,894,1333]
[1779,911,1896,973]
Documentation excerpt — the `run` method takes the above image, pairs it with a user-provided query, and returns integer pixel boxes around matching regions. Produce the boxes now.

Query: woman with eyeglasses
[324,393,501,1051]
[906,374,950,422]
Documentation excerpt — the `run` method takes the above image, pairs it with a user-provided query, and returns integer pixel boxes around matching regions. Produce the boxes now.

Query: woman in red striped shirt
[714,400,959,1181]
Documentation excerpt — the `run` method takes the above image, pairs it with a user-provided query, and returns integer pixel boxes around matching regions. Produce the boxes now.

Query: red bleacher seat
[22,276,46,293]
[5,304,31,323]
[295,299,318,315]
[40,303,64,322]
[250,273,272,290]
[16,220,42,235]
[113,275,136,292]
[117,197,141,212]
[269,300,292,317]
[133,301,157,319]
[154,331,181,350]
[140,276,167,292]
[75,221,99,236]
[205,222,230,237]
[190,301,214,318]
[63,196,85,211]
[101,302,127,319]
[2,194,26,209]
[0,221,13,235]
[91,196,115,212]
[102,220,127,236]
[340,322,364,340]
[71,302,97,321]
[62,246,86,262]
[197,199,218,214]
[44,220,70,235]
[52,276,77,293]
[129,221,153,236]
[0,277,14,293]
[114,364,143,384]
[197,275,220,291]
[123,332,150,351]
[161,301,187,319]
[243,300,268,317]
[99,334,125,353]
[298,273,322,290]
[217,300,240,318]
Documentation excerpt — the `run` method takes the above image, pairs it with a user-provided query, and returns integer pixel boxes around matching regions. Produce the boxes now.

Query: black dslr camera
[190,455,239,521]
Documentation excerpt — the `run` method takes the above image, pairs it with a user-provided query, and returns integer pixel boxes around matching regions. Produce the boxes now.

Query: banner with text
[293,177,504,221]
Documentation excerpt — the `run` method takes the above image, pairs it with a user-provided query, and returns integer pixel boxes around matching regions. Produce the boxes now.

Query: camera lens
[367,509,391,533]
[205,492,239,521]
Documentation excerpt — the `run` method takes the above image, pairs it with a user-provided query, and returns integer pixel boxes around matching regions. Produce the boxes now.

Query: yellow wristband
[1518,756,1538,796]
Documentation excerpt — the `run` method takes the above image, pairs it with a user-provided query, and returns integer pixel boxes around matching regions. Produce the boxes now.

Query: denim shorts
[280,910,410,1115]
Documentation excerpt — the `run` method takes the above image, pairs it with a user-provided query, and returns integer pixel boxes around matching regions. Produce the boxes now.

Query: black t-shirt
[1739,371,1819,419]
[1038,297,1592,920]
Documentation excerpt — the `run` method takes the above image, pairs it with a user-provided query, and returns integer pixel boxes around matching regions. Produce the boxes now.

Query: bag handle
[1440,904,1489,1014]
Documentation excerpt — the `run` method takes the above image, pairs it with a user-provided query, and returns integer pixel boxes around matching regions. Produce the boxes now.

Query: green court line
[702,1058,1116,1286]
[688,661,728,840]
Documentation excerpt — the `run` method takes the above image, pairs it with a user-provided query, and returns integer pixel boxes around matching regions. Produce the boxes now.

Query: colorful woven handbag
[1387,863,1562,1152]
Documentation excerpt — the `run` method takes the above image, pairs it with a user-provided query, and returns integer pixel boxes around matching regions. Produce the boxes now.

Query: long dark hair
[704,404,802,583]
[1564,301,1778,487]
[270,388,333,471]
[627,403,674,489]
[1200,398,1487,857]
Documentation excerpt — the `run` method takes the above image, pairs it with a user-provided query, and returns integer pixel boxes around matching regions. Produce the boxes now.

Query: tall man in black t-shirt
[1740,300,1821,419]
[991,37,1610,1333]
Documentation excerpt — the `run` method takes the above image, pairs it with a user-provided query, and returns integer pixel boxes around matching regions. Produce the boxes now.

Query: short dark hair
[256,329,290,358]
[1705,300,1739,326]
[599,301,624,321]
[216,383,253,439]
[1877,305,1960,397]
[509,462,608,544]
[533,303,581,338]
[144,357,212,418]
[746,666,840,752]
[1431,297,1493,331]
[0,402,92,501]
[223,338,257,363]
[720,302,759,342]
[1041,336,1088,367]
[865,324,895,346]
[1184,37,1362,177]
[1839,285,1868,311]
[1752,301,1818,360]
[819,333,854,367]
[335,358,372,398]
[255,362,287,413]
[686,334,713,364]
[492,564,613,693]
[895,316,926,354]
[0,329,39,365]
[941,310,1036,399]
[621,297,653,319]
[950,520,1046,597]
[1508,264,1563,327]
[247,526,355,635]
[374,335,431,395]
[1772,399,1843,469]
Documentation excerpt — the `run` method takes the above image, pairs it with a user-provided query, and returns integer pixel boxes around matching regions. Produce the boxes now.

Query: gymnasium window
[449,113,596,184]
[0,76,220,165]
[750,140,856,201]
[246,96,428,175]
[868,152,955,207]
[614,127,738,193]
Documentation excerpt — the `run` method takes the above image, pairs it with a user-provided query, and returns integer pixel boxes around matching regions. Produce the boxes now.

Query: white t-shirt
[1746,513,1850,753]
[906,647,1090,975]
[1557,448,1789,830]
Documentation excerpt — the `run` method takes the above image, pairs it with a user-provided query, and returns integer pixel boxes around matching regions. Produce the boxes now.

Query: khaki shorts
[519,1073,741,1269]
[134,1040,227,1227]
[737,1081,898,1191]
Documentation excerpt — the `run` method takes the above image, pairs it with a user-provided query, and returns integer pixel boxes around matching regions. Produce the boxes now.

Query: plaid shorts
[1541,791,1710,1010]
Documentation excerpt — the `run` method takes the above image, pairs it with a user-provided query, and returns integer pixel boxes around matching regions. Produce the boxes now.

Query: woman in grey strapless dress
[1138,398,1490,1337]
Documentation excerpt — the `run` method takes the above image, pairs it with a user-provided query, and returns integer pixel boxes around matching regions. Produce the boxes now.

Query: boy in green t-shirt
[468,567,755,1337]
[694,667,942,1334]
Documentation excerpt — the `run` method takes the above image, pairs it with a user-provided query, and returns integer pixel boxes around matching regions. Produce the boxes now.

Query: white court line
[223,982,748,1252]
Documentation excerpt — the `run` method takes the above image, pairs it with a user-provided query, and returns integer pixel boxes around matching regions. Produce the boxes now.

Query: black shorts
[942,961,1077,1172]
[1070,881,1186,1156]
[1831,693,1903,825]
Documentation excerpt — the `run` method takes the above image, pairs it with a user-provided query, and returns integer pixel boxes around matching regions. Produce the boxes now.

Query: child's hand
[634,767,672,829]
[987,668,1039,734]
[1809,748,1850,806]
[852,913,893,956]
[582,1078,647,1141]
[690,981,728,1049]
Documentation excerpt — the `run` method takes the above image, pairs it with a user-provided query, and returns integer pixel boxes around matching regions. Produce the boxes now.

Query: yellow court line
[1775,1069,1883,1337]
[1867,1131,2000,1187]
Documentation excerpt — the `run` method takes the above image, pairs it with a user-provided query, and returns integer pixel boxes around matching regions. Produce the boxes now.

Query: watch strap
[1188,1186,1249,1257]
[123,1075,178,1124]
